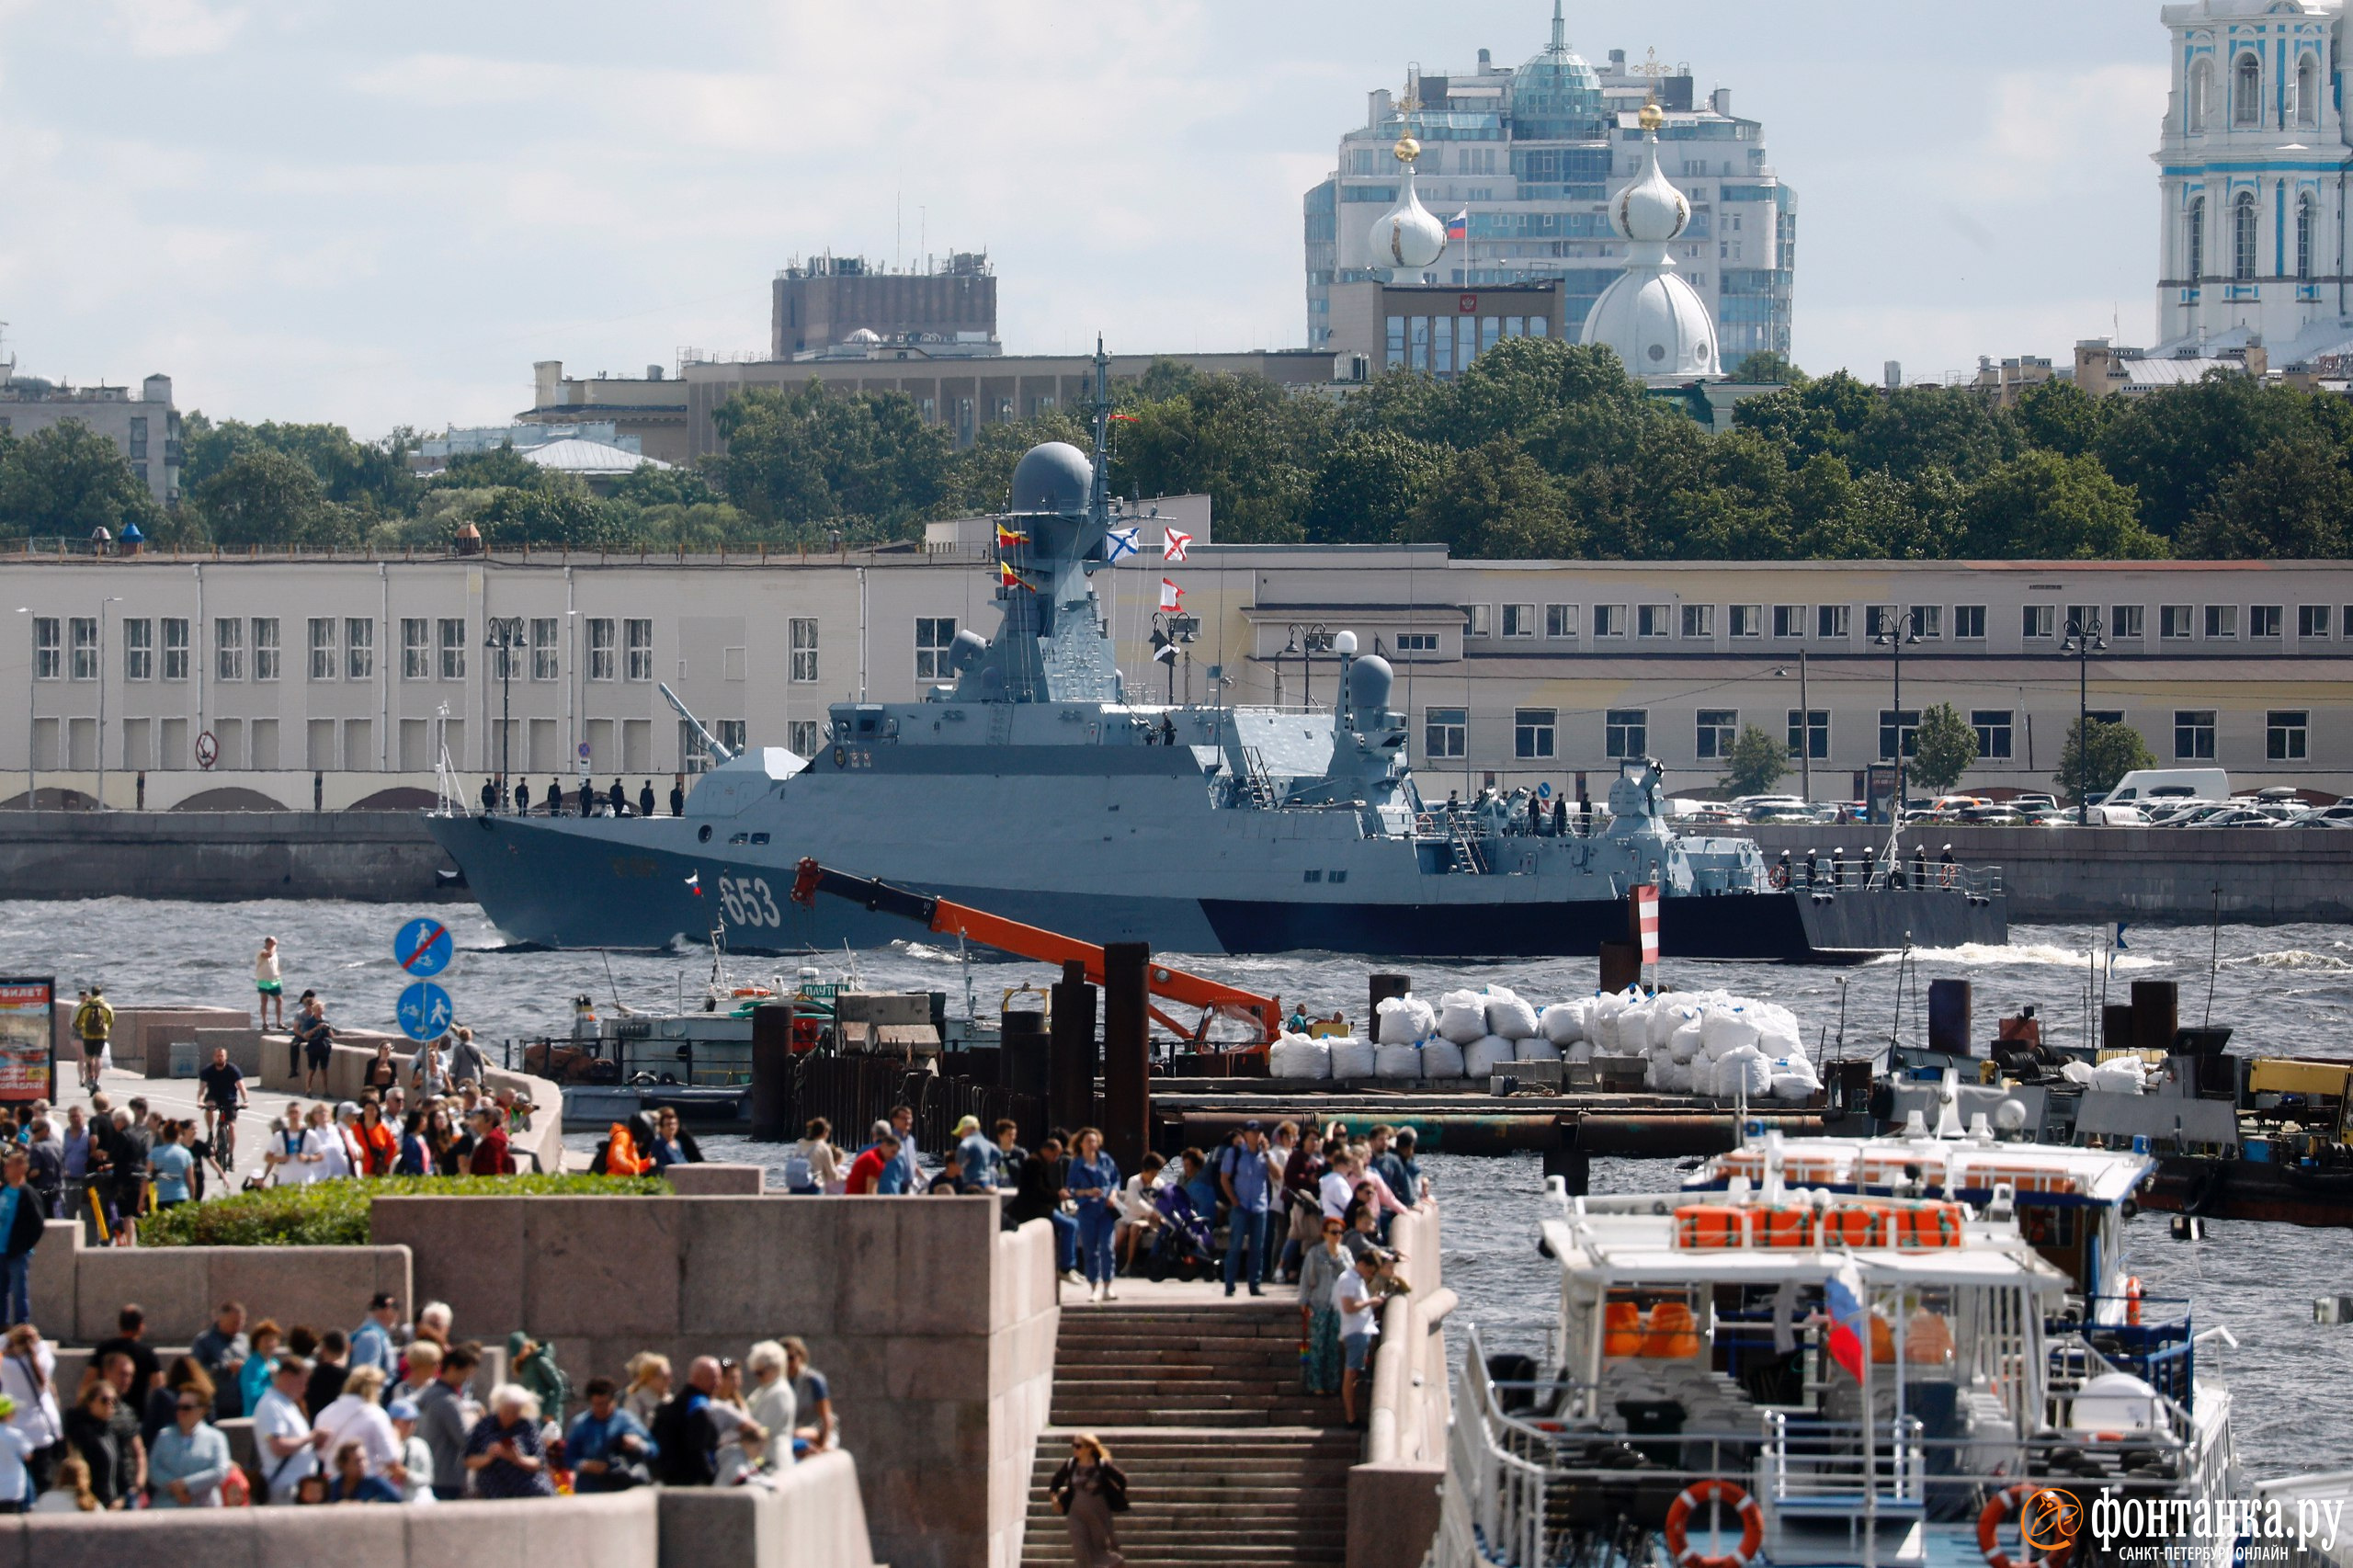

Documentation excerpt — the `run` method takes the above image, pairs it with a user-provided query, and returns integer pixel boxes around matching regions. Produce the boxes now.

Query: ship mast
[1086,335,1112,529]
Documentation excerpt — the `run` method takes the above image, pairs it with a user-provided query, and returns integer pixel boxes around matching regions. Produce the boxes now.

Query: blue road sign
[393,917,454,978]
[396,982,455,1042]
[1537,781,1552,800]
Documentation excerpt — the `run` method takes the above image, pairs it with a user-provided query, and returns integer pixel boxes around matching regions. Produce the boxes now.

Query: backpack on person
[781,1147,814,1193]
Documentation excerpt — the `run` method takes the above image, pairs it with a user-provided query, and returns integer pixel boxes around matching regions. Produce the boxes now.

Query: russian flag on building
[1824,1262,1870,1383]
[1447,209,1469,242]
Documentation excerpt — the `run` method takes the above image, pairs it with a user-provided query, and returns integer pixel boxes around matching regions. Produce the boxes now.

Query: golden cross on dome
[1637,48,1665,82]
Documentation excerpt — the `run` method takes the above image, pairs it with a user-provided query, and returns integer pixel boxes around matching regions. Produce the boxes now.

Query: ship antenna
[1088,334,1112,528]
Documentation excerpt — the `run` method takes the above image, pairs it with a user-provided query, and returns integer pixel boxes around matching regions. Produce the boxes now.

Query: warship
[428,349,2006,962]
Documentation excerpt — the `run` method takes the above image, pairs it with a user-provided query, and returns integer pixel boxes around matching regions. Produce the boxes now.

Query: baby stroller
[1142,1184,1217,1282]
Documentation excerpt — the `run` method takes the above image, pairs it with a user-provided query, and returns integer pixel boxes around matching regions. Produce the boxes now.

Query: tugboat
[1438,1126,2242,1568]
[428,346,2006,962]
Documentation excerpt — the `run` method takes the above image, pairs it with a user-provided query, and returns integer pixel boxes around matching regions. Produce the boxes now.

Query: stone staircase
[1021,1297,1358,1566]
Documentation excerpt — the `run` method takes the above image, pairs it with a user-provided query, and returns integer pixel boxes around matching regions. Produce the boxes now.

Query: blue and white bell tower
[2156,0,2353,358]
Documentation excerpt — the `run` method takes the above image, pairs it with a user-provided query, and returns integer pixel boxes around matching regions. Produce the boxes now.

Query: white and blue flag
[1105,525,1140,562]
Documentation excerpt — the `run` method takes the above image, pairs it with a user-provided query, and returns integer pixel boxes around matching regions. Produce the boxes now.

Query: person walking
[0,1325,62,1497]
[1048,1432,1129,1568]
[1067,1128,1120,1303]
[291,992,334,1098]
[0,1149,41,1326]
[252,937,285,1030]
[444,1028,487,1090]
[71,986,112,1095]
[1298,1217,1348,1395]
[1219,1120,1275,1297]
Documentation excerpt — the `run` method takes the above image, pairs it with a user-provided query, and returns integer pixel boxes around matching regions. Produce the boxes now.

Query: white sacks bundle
[1268,1033,1332,1080]
[1375,1043,1425,1079]
[2091,1059,2149,1094]
[1515,1038,1563,1063]
[1462,1035,1514,1079]
[1539,1002,1586,1047]
[1484,987,1541,1042]
[1710,1044,1774,1099]
[1668,1018,1706,1064]
[1768,1053,1822,1102]
[1420,1040,1467,1079]
[1376,994,1437,1047]
[1436,990,1488,1045]
[1701,1007,1760,1059]
[1328,1038,1379,1081]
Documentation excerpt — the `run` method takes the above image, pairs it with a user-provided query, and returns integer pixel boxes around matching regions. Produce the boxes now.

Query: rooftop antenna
[1551,0,1565,52]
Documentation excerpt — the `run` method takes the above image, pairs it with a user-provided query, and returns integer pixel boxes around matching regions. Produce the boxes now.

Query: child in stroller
[1143,1181,1218,1281]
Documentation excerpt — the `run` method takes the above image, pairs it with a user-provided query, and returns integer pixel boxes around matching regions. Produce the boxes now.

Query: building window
[1514,708,1557,760]
[2298,53,2320,129]
[2188,58,2212,133]
[2234,52,2261,126]
[2268,710,2310,761]
[1972,710,2014,760]
[161,617,188,681]
[67,618,97,681]
[1878,709,1921,761]
[2019,605,2053,641]
[2064,604,2098,640]
[1593,604,1626,638]
[1385,316,1404,370]
[438,619,467,680]
[2175,710,2217,760]
[2204,604,2238,640]
[790,617,819,684]
[1695,709,1736,760]
[307,619,336,681]
[1464,604,1492,637]
[2161,605,2193,640]
[1393,632,1438,652]
[1728,604,1761,639]
[402,619,429,679]
[531,618,560,680]
[1543,604,1577,638]
[346,618,373,680]
[1908,605,1943,641]
[2186,196,2205,280]
[123,619,153,681]
[2301,605,2333,639]
[915,617,958,681]
[127,416,147,461]
[30,617,59,679]
[788,720,821,757]
[2299,193,2316,280]
[1954,605,1986,641]
[486,619,523,680]
[1815,605,1850,640]
[624,619,654,681]
[1785,709,1828,760]
[1865,604,1898,639]
[2249,605,2283,640]
[1426,706,1467,760]
[1636,604,1673,639]
[586,618,616,681]
[1605,710,1648,759]
[1501,604,1536,638]
[250,620,277,682]
[214,618,244,682]
[1681,604,1714,639]
[2110,605,2144,641]
[1772,604,1805,639]
[2233,190,2256,281]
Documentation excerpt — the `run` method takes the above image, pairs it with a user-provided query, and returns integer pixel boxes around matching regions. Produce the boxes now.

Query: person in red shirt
[356,1099,400,1176]
[466,1109,512,1176]
[844,1132,901,1195]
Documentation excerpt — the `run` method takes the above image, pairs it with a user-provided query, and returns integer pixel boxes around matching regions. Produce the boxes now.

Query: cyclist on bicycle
[197,1046,249,1175]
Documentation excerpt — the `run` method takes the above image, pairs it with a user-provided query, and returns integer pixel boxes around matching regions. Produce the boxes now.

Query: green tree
[2053,718,2156,805]
[1299,430,1443,544]
[2092,374,2353,540]
[1721,724,1789,795]
[194,447,333,547]
[473,484,625,550]
[1958,450,2165,560]
[1113,372,1334,542]
[1908,702,1980,793]
[0,420,165,539]
[2175,436,2353,558]
[1728,350,1803,386]
[709,381,950,537]
[1851,386,2014,482]
[1410,439,1584,558]
[2009,380,2106,460]
[183,415,419,514]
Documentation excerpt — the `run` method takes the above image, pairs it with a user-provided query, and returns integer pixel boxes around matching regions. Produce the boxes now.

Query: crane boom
[787,858,1279,1045]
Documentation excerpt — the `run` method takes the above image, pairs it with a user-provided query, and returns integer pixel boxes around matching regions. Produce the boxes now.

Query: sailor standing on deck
[607,778,628,817]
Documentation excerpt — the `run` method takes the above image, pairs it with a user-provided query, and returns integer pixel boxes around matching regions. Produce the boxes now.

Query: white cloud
[108,0,247,58]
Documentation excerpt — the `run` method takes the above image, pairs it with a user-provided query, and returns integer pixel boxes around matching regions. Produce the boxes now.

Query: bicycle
[203,1103,241,1181]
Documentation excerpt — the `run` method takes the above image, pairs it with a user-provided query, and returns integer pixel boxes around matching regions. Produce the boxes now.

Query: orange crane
[787,858,1279,1047]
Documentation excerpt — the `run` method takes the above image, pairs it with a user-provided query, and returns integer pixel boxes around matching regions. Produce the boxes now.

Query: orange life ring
[1665,1480,1765,1568]
[1978,1483,2078,1568]
[1769,864,1790,891]
[2124,1276,2143,1326]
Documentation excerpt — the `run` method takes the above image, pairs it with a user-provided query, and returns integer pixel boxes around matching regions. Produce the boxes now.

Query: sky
[0,0,2174,440]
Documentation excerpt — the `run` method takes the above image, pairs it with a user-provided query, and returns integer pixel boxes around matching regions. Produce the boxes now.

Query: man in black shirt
[107,1107,153,1244]
[197,1047,246,1168]
[547,778,565,816]
[669,780,685,816]
[92,1304,164,1403]
[304,1329,350,1419]
[607,778,628,816]
[638,780,656,818]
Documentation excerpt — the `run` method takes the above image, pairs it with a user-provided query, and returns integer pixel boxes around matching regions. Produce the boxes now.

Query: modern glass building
[1304,5,1796,371]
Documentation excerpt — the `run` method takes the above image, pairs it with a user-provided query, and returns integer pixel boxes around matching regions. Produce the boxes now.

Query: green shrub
[141,1175,671,1248]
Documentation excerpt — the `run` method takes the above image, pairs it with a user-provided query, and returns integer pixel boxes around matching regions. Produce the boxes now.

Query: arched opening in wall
[2234,190,2258,280]
[2187,195,2206,280]
[0,789,97,811]
[346,787,438,812]
[2235,52,2262,125]
[2299,53,2321,129]
[170,787,289,812]
[2188,57,2212,132]
[2299,192,2316,280]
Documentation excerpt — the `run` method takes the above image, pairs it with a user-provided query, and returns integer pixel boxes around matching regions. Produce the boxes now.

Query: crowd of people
[0,1289,843,1511]
[478,776,684,820]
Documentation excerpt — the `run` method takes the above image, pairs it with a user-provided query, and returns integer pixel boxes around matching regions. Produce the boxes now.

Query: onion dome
[1370,131,1448,274]
[1580,99,1720,382]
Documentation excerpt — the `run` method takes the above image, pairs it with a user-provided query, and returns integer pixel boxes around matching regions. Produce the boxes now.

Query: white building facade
[2156,0,2353,360]
[1305,4,1794,369]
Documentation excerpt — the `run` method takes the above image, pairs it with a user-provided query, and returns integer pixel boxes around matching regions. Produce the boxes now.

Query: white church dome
[1369,132,1447,274]
[1581,100,1720,383]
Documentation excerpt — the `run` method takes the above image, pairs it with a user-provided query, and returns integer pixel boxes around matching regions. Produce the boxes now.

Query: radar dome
[947,628,989,673]
[1332,630,1358,655]
[1009,441,1094,515]
[1347,653,1395,720]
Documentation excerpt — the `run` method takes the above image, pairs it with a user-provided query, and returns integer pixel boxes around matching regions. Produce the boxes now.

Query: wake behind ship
[428,349,2004,963]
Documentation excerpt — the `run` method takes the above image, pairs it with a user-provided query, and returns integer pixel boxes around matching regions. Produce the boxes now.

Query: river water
[6,899,2349,1480]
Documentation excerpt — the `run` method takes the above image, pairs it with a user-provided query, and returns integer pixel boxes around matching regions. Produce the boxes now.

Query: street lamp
[1872,611,1921,824]
[1151,612,1199,706]
[1773,653,1812,802]
[96,597,120,812]
[484,618,524,808]
[15,608,33,811]
[1288,621,1332,708]
[2062,611,2108,827]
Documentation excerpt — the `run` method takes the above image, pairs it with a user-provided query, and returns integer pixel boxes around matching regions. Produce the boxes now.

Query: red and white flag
[1632,883,1660,967]
[1161,528,1192,562]
[1159,578,1184,612]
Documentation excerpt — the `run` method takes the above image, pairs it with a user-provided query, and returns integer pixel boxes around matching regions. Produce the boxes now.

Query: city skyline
[1,0,2165,437]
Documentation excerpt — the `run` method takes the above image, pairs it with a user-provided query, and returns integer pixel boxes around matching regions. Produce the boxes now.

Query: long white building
[2,536,2350,809]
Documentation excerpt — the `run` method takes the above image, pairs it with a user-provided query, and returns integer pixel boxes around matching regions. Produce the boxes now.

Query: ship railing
[1791,862,2004,898]
[1761,1409,1925,1513]
[2046,1306,2199,1442]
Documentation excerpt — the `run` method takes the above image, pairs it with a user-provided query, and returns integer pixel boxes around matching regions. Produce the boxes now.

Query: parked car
[2011,792,2060,812]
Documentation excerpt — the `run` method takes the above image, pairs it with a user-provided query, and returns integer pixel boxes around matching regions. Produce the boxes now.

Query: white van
[2103,767,2230,806]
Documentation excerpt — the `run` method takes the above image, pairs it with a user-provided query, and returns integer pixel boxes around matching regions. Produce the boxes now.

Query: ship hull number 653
[719,875,783,926]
